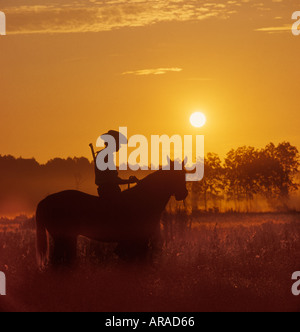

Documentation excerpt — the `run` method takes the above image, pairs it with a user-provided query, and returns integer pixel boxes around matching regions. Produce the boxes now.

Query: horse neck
[137,171,173,210]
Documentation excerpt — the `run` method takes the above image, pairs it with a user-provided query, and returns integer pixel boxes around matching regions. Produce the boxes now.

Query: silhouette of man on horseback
[90,130,139,199]
[36,155,189,267]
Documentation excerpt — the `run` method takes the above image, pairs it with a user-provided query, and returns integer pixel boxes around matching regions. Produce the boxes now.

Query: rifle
[89,143,96,163]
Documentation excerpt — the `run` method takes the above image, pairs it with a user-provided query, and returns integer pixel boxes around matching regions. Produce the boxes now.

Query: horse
[36,164,188,267]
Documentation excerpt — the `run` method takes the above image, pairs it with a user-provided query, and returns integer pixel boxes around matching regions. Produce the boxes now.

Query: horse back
[37,191,104,230]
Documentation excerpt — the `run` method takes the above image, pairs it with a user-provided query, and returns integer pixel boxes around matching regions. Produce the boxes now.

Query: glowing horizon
[0,0,299,163]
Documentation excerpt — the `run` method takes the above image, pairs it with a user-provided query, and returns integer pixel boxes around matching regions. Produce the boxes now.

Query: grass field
[0,212,300,312]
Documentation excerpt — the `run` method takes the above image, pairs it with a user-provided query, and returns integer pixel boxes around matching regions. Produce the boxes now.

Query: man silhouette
[94,130,139,198]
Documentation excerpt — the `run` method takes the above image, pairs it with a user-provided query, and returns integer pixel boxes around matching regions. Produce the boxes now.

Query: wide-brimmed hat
[100,130,128,146]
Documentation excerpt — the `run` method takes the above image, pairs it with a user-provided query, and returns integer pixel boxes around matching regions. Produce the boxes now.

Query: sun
[190,112,206,128]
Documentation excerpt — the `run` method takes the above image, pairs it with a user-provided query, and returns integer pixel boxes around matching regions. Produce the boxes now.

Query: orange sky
[0,0,299,163]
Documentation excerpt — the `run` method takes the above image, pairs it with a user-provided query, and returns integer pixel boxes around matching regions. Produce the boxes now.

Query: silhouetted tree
[191,153,224,211]
[224,146,261,211]
[261,142,299,199]
[224,143,299,211]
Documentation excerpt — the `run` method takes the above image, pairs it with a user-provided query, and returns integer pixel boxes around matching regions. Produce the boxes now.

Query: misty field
[0,212,300,312]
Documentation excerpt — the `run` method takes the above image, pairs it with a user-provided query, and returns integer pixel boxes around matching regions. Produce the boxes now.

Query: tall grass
[0,213,300,312]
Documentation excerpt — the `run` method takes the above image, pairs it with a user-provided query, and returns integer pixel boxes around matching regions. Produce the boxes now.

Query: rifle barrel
[89,143,96,163]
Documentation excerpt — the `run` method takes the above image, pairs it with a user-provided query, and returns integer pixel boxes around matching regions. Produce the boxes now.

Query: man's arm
[116,176,139,185]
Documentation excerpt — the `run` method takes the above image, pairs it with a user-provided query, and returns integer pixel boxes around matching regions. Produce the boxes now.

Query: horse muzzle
[175,189,189,201]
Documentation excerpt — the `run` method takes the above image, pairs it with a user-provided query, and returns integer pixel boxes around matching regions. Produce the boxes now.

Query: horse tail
[36,204,49,268]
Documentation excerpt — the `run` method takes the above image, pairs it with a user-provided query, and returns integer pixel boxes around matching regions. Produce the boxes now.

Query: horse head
[166,157,189,201]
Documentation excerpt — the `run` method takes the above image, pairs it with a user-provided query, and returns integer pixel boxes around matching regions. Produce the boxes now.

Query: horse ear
[183,156,188,168]
[167,155,171,166]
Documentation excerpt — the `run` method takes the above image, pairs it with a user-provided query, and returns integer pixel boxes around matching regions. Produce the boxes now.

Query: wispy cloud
[255,25,292,33]
[3,0,241,35]
[122,68,183,76]
[3,0,295,35]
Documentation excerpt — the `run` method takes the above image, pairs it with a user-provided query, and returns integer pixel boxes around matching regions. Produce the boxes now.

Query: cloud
[3,0,241,35]
[122,68,183,76]
[255,25,292,33]
[2,0,295,35]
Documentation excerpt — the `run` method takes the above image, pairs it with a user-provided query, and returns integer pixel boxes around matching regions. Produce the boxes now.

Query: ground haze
[0,212,299,312]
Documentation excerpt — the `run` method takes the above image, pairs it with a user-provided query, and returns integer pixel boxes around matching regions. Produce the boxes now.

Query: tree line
[0,156,94,216]
[190,142,300,212]
[0,141,299,215]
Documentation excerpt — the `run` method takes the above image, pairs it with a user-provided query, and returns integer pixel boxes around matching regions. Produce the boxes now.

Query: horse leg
[116,239,149,263]
[115,241,132,261]
[52,236,65,266]
[150,223,163,260]
[135,239,150,263]
[64,237,77,266]
[52,235,77,266]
